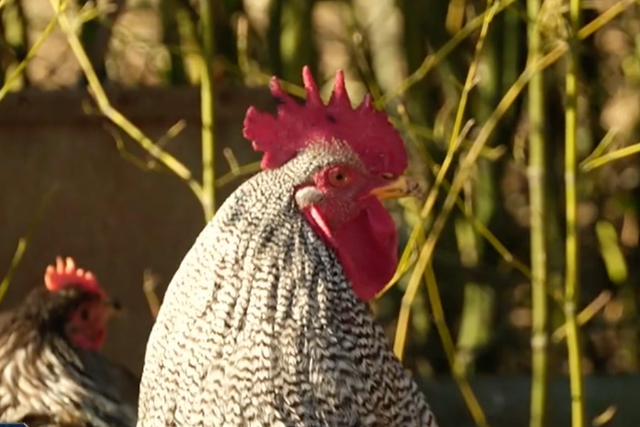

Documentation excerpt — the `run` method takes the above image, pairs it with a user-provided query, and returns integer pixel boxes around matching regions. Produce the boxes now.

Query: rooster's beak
[370,176,422,200]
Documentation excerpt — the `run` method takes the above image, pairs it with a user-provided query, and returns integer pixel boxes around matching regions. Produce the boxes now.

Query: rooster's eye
[79,308,89,321]
[328,170,350,187]
[381,173,396,180]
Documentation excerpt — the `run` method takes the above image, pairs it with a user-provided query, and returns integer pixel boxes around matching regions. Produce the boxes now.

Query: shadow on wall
[0,86,274,375]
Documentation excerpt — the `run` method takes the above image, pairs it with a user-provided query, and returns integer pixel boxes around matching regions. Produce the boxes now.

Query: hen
[137,67,439,426]
[0,256,138,427]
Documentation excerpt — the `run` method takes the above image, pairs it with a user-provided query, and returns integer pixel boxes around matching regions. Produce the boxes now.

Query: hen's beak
[370,176,422,200]
[105,298,125,319]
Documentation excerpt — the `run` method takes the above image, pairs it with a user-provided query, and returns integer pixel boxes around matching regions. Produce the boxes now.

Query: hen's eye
[328,170,350,187]
[381,173,396,180]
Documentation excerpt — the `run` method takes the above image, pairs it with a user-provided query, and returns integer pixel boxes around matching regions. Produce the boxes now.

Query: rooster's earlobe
[294,186,324,209]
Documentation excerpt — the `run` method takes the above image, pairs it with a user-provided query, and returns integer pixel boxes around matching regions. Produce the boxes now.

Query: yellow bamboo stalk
[564,0,584,424]
[526,0,550,424]
[199,0,216,221]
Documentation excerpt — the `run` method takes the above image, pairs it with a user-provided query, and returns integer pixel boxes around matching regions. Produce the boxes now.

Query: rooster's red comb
[243,66,407,175]
[44,256,104,296]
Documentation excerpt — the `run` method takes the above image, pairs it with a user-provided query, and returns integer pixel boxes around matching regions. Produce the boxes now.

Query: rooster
[137,67,439,426]
[0,256,138,427]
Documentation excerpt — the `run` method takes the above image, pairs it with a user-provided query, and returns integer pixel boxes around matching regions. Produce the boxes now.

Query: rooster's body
[0,258,138,427]
[137,68,439,427]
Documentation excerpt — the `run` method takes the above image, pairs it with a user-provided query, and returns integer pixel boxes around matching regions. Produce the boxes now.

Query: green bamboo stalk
[77,0,125,85]
[1,0,28,89]
[424,267,490,427]
[454,0,505,377]
[499,2,521,128]
[564,0,584,424]
[392,0,498,347]
[199,0,216,221]
[213,0,244,67]
[526,0,549,425]
[266,0,317,83]
[0,18,5,85]
[378,0,635,301]
[0,185,59,307]
[382,0,518,105]
[393,0,633,342]
[397,0,433,120]
[160,0,188,85]
[49,0,204,204]
[266,0,283,76]
[0,0,68,102]
[454,278,494,376]
[582,140,640,171]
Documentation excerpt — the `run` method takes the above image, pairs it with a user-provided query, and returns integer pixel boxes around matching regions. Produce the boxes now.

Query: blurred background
[0,0,639,425]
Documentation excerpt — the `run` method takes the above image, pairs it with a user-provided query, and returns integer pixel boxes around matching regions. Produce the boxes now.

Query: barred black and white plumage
[0,266,138,427]
[137,144,439,426]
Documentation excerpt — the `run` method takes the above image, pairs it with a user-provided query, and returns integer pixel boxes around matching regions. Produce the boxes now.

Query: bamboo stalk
[1,0,28,88]
[392,0,635,349]
[424,266,490,427]
[0,185,59,307]
[143,269,162,320]
[199,0,216,221]
[0,0,119,95]
[526,0,549,424]
[392,104,489,426]
[564,0,584,424]
[381,0,519,104]
[582,140,640,171]
[77,0,125,85]
[267,0,317,83]
[0,0,69,101]
[391,0,499,362]
[49,0,206,211]
[378,0,636,297]
[160,0,188,85]
[266,0,283,76]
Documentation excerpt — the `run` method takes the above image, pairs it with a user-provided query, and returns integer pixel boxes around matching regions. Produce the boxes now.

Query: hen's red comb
[44,256,104,296]
[243,66,407,175]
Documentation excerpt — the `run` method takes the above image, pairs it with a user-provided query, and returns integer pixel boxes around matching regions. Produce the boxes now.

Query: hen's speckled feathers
[0,285,138,427]
[137,147,438,427]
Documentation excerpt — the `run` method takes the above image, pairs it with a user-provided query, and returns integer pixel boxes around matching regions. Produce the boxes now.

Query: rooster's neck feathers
[137,147,438,426]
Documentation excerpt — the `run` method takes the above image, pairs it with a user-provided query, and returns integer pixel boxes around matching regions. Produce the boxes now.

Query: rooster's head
[243,67,421,302]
